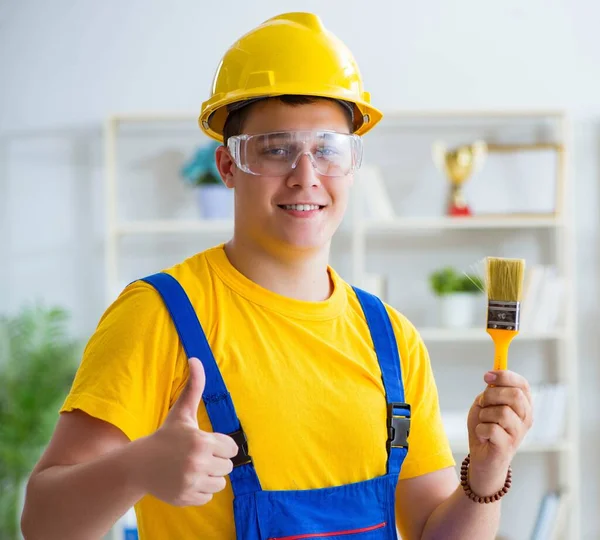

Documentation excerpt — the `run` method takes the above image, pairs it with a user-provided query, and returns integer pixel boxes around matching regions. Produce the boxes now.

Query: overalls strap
[353,287,410,477]
[141,272,261,496]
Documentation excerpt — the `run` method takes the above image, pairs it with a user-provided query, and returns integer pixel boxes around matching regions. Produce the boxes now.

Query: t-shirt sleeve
[387,308,456,480]
[60,282,188,442]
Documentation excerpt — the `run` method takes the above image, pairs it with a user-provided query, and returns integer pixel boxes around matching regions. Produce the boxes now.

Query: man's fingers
[168,358,206,426]
[209,456,235,477]
[211,432,239,459]
[475,422,511,447]
[194,475,227,494]
[179,492,214,507]
[485,370,532,404]
[480,386,529,422]
[478,405,522,438]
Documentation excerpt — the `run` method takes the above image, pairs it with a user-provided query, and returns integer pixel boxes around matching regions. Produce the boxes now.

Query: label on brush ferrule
[487,301,520,331]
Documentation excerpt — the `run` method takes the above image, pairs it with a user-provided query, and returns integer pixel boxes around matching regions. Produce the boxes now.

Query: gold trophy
[432,140,487,216]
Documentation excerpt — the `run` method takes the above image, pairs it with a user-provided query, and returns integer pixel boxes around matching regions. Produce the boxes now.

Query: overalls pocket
[252,475,396,540]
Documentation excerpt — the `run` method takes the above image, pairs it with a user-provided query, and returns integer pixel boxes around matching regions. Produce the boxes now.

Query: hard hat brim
[199,86,383,142]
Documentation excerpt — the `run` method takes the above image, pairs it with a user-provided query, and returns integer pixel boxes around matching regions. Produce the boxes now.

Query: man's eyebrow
[254,132,290,143]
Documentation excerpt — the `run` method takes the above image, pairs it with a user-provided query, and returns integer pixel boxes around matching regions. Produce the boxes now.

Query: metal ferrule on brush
[487,300,521,331]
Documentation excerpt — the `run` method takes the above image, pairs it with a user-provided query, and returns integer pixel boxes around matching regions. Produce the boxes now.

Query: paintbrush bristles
[485,257,526,302]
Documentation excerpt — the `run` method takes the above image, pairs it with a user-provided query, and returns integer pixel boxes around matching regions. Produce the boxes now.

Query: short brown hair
[222,95,353,145]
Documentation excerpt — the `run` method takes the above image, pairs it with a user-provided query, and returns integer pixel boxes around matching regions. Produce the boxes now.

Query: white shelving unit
[104,109,579,540]
[348,110,579,540]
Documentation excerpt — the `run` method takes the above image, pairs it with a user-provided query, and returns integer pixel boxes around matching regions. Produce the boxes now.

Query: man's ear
[216,145,236,188]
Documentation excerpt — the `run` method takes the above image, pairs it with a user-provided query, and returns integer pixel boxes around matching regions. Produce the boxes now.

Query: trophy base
[448,202,472,217]
[447,185,472,217]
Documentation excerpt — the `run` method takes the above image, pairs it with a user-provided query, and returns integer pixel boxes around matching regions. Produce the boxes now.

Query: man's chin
[276,233,333,253]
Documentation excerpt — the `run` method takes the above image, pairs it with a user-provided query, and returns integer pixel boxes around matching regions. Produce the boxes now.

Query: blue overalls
[142,273,411,539]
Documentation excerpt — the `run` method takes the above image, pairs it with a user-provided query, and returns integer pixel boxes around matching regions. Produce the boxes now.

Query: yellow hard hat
[199,12,382,142]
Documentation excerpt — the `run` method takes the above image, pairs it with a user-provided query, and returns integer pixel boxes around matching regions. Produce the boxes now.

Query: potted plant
[0,304,80,539]
[429,266,484,328]
[180,140,234,220]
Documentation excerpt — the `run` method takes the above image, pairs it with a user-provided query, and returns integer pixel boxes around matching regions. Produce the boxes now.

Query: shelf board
[115,220,234,235]
[451,441,570,455]
[419,328,566,342]
[114,220,356,237]
[113,216,563,236]
[365,216,563,233]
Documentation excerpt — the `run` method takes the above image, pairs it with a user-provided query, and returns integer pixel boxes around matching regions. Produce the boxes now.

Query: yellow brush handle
[486,328,518,371]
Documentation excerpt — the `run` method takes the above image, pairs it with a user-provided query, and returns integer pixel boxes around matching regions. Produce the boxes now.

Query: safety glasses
[226,130,363,177]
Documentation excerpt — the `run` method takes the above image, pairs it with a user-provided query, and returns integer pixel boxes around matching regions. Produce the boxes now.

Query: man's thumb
[170,358,206,423]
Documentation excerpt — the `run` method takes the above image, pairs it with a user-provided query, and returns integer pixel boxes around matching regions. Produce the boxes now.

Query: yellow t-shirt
[61,244,455,539]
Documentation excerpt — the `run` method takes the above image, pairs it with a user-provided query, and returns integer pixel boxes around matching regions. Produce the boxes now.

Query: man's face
[216,99,355,254]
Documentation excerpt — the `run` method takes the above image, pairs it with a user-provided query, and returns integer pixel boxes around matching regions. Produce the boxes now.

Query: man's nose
[287,153,321,188]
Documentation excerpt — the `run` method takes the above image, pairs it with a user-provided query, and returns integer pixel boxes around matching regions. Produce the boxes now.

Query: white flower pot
[439,293,480,329]
[196,185,234,219]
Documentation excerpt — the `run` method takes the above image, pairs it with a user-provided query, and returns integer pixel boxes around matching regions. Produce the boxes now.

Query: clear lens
[228,130,362,177]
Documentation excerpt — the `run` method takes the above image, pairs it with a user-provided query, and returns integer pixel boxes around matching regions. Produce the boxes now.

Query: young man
[21,12,533,540]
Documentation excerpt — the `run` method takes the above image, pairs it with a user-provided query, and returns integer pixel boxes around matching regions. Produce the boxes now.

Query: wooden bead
[460,454,512,504]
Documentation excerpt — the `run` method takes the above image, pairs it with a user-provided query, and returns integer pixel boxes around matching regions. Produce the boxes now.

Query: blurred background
[1,1,599,539]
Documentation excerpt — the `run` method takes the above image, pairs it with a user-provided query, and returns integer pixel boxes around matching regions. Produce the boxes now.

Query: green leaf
[429,267,484,296]
[0,303,80,538]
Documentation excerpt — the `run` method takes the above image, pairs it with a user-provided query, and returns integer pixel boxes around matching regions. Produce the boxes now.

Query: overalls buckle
[387,403,411,454]
[229,428,253,467]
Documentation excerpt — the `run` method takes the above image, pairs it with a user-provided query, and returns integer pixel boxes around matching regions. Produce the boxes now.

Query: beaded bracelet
[460,454,512,504]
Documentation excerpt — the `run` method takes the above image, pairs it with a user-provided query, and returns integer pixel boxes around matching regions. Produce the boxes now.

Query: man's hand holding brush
[409,257,533,538]
[466,369,533,497]
[465,256,533,500]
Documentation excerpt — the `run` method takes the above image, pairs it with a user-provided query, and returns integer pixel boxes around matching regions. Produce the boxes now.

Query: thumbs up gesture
[139,358,239,507]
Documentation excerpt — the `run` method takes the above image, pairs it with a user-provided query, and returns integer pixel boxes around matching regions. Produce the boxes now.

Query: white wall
[2,0,599,538]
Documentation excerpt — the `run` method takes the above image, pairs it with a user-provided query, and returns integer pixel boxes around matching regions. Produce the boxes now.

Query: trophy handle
[471,140,488,174]
[431,141,448,172]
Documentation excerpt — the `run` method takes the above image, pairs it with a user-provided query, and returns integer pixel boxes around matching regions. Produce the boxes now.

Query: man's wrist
[120,435,155,496]
[466,459,511,498]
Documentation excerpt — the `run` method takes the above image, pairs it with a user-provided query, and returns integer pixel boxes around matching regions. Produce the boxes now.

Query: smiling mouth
[278,204,326,211]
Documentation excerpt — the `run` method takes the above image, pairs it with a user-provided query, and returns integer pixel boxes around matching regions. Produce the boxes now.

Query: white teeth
[283,204,321,211]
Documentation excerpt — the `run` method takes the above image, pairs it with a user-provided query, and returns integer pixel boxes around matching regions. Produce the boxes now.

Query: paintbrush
[485,257,526,371]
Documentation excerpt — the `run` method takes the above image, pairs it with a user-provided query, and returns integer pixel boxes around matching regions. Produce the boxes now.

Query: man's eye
[262,147,289,157]
[315,147,339,157]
